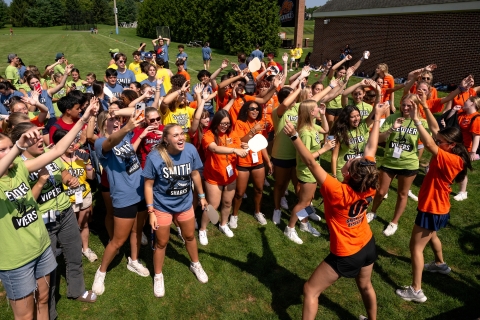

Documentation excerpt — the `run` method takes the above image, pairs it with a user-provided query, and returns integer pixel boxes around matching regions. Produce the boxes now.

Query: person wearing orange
[396,93,472,303]
[409,70,438,100]
[375,63,394,105]
[199,110,247,245]
[452,75,480,106]
[231,101,273,227]
[176,59,190,81]
[284,102,389,320]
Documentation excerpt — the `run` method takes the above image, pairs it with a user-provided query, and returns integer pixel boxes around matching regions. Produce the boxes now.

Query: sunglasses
[422,77,431,80]
[219,122,231,127]
[118,60,126,63]
[148,117,161,123]
[248,107,260,111]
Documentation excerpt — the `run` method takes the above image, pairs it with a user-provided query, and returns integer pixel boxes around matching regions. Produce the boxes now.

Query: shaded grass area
[0,25,479,320]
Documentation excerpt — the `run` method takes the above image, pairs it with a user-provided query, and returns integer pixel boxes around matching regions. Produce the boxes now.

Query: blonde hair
[400,94,423,118]
[468,96,480,111]
[297,86,312,103]
[156,124,181,170]
[97,111,109,136]
[377,63,389,74]
[297,100,317,133]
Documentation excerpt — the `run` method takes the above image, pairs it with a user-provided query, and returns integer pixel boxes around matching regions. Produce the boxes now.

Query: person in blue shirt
[104,68,124,99]
[202,42,212,71]
[18,58,27,79]
[176,45,188,71]
[0,81,24,114]
[140,65,166,106]
[92,109,150,296]
[114,53,136,88]
[250,44,264,61]
[143,123,209,297]
[237,53,247,71]
[152,37,170,69]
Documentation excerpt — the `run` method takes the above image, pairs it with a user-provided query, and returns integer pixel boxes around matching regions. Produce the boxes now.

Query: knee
[183,233,195,242]
[36,283,49,305]
[303,281,320,299]
[234,193,243,201]
[222,200,232,209]
[155,240,168,250]
[253,186,263,195]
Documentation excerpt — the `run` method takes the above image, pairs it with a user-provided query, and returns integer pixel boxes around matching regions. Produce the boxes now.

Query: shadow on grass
[185,227,354,320]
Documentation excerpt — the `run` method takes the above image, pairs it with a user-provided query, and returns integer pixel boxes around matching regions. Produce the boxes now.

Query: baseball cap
[7,53,17,63]
[144,52,153,59]
[109,48,119,53]
[55,52,64,60]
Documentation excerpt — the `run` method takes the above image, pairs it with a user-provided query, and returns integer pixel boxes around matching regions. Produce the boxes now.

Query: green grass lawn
[1,25,480,320]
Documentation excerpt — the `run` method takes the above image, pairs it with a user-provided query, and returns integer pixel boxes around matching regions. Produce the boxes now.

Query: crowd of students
[1,41,479,320]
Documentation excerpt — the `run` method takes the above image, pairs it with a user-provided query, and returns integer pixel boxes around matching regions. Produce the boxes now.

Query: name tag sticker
[226,164,234,177]
[75,188,84,204]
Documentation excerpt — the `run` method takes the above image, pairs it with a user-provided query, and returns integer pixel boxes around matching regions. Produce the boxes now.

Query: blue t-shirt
[99,98,109,111]
[250,49,264,60]
[202,47,212,60]
[95,133,144,208]
[0,90,24,114]
[18,66,27,79]
[116,69,136,88]
[239,63,247,71]
[176,52,188,70]
[85,85,93,93]
[155,44,169,62]
[142,143,202,213]
[140,79,167,106]
[105,83,123,98]
[28,90,55,116]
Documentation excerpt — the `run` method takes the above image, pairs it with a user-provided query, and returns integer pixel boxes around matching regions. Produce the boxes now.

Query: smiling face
[352,88,365,104]
[146,111,161,127]
[71,71,79,82]
[218,117,231,133]
[336,69,346,79]
[105,115,121,135]
[200,113,210,127]
[28,77,41,90]
[165,125,186,153]
[247,103,260,120]
[12,102,28,114]
[416,83,429,97]
[349,110,361,128]
[107,75,117,86]
[400,98,414,117]
[235,81,245,95]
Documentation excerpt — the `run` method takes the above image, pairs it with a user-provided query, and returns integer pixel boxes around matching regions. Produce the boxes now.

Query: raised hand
[181,80,190,93]
[345,54,352,61]
[300,65,311,78]
[282,53,288,63]
[221,59,229,69]
[17,126,44,149]
[319,103,326,115]
[194,83,205,96]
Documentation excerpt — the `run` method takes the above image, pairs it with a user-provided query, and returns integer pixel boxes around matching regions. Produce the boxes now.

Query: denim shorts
[0,247,57,300]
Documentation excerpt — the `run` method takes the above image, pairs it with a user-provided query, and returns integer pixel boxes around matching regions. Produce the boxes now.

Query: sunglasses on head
[148,117,161,123]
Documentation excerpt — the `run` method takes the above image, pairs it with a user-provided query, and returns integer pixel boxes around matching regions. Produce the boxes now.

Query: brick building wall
[311,12,480,84]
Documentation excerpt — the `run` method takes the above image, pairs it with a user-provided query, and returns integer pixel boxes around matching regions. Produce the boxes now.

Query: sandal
[76,290,97,303]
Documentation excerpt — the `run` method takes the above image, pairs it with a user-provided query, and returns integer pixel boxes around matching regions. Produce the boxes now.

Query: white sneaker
[243,193,247,199]
[359,316,368,320]
[229,215,238,229]
[198,230,208,245]
[153,273,165,298]
[308,207,321,221]
[177,227,185,244]
[92,268,106,295]
[453,192,467,201]
[264,179,270,187]
[408,190,418,201]
[272,209,281,225]
[82,248,98,262]
[141,232,148,245]
[299,222,320,237]
[289,69,294,72]
[127,257,150,277]
[284,226,303,244]
[384,192,388,199]
[190,262,208,283]
[396,285,427,303]
[366,212,376,223]
[280,196,289,209]
[219,224,234,238]
[383,222,398,236]
[254,212,267,225]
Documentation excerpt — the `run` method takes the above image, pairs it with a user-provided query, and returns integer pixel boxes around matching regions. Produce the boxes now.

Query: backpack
[244,73,256,95]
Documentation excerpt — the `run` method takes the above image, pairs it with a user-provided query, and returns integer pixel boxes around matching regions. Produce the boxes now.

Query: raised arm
[275,86,302,117]
[189,85,206,134]
[47,64,74,97]
[21,92,50,123]
[209,59,229,90]
[440,75,474,105]
[254,75,282,104]
[101,111,142,154]
[410,99,438,155]
[417,94,439,137]
[161,80,190,113]
[364,103,390,158]
[327,55,351,79]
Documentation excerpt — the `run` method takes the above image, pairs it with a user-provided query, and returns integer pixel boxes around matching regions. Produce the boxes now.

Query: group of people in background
[1,37,479,320]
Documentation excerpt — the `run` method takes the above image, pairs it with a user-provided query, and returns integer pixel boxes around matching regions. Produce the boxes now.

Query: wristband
[329,84,336,89]
[414,121,423,126]
[15,141,27,151]
[458,86,467,93]
[198,193,206,199]
[146,204,154,207]
[86,167,93,171]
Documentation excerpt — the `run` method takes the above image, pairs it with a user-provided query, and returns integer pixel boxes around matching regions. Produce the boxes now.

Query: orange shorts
[153,206,194,226]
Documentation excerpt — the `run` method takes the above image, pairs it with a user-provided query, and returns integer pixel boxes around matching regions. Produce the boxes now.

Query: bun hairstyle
[348,159,378,193]
[437,127,472,183]
[156,123,181,171]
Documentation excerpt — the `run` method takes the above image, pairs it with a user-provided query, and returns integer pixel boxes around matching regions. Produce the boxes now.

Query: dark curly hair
[330,105,361,146]
[347,159,379,193]
[237,101,262,122]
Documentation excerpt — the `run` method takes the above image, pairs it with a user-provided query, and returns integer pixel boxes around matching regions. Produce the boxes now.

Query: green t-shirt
[296,125,322,183]
[66,79,86,93]
[272,103,299,160]
[54,64,65,75]
[5,65,20,84]
[0,158,51,270]
[356,102,373,120]
[380,114,428,170]
[327,93,342,110]
[16,83,31,93]
[27,156,71,215]
[52,86,67,117]
[336,121,370,181]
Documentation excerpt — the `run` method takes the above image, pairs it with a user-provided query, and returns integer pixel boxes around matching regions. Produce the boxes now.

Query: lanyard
[397,119,413,143]
[348,127,360,154]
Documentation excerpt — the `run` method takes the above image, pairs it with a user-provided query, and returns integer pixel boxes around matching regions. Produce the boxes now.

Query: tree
[10,0,36,26]
[26,0,65,27]
[0,0,8,28]
[117,0,137,23]
[306,6,319,15]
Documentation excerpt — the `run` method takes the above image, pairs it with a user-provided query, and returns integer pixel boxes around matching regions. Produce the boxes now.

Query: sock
[97,268,105,275]
[192,261,200,267]
[155,273,163,277]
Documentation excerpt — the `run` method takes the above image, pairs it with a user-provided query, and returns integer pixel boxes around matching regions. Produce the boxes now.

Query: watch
[290,132,298,141]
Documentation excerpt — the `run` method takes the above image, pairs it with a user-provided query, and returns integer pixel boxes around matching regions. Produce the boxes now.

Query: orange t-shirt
[453,88,477,107]
[228,95,256,124]
[233,119,272,167]
[417,148,464,214]
[320,175,375,257]
[457,110,480,152]
[381,74,394,103]
[419,98,444,119]
[177,70,191,81]
[201,130,241,185]
[30,115,43,127]
[216,88,232,110]
[410,83,438,100]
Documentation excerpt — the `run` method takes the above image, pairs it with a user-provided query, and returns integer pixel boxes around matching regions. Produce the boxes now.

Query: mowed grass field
[1,25,480,319]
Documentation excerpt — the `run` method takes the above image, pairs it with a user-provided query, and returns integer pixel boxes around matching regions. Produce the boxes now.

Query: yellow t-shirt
[60,157,91,202]
[161,106,196,142]
[293,48,303,59]
[128,61,142,75]
[135,73,148,83]
[108,64,118,70]
[156,68,172,93]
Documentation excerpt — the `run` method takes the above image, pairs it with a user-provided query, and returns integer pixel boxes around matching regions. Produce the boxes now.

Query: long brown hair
[438,127,472,183]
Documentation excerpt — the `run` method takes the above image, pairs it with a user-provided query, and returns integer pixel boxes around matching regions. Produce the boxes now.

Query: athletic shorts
[415,210,450,231]
[113,199,147,219]
[380,166,418,177]
[0,247,57,300]
[153,206,194,226]
[237,163,264,172]
[324,236,377,278]
[326,108,342,117]
[271,157,296,169]
[295,58,301,63]
[298,179,316,184]
[290,57,295,62]
[72,192,93,213]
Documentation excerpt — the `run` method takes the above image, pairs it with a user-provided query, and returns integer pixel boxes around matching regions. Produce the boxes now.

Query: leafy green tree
[26,0,65,27]
[0,0,8,28]
[10,0,36,26]
[117,0,137,23]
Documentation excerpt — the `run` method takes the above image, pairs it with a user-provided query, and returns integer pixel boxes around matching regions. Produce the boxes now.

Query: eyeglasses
[248,107,260,111]
[219,122,231,127]
[422,77,431,81]
[148,117,161,123]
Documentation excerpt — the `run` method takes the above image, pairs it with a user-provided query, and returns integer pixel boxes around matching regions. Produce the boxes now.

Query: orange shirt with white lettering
[457,110,480,152]
[320,175,375,256]
[201,130,241,185]
[417,148,463,214]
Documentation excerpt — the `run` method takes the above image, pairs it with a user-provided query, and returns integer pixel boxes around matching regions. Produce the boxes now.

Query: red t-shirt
[320,175,375,257]
[457,110,480,152]
[49,117,85,144]
[189,127,209,163]
[131,125,164,168]
[417,148,463,214]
